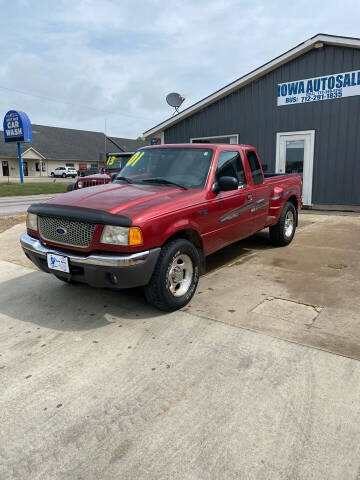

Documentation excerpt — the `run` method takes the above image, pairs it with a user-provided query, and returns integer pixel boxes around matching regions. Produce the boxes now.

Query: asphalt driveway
[0,213,359,480]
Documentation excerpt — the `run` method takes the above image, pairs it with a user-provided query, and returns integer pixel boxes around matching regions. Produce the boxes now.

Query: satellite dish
[166,92,185,114]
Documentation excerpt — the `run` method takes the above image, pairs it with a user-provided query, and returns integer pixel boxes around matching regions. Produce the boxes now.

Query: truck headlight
[27,213,38,231]
[100,226,143,246]
[77,181,83,188]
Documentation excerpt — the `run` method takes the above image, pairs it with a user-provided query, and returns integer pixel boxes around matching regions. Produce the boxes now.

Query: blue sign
[3,110,33,143]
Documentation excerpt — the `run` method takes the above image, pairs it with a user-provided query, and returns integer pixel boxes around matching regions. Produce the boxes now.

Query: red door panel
[201,187,254,255]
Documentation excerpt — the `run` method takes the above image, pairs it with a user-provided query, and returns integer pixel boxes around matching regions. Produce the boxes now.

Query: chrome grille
[38,216,96,248]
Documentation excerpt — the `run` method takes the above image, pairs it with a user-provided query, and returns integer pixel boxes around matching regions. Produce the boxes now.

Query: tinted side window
[216,151,246,186]
[246,150,263,185]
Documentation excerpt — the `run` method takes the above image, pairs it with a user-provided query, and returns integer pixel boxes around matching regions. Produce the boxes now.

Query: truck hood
[42,183,203,223]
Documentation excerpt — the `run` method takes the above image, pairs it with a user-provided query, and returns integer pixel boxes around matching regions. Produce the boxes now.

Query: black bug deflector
[28,204,132,227]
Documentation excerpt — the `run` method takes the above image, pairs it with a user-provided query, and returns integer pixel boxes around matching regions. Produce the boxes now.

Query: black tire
[269,201,297,246]
[62,173,66,178]
[144,239,200,311]
[54,275,79,284]
[51,172,54,177]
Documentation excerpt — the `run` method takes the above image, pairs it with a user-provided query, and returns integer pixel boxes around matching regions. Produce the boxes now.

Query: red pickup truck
[21,144,302,311]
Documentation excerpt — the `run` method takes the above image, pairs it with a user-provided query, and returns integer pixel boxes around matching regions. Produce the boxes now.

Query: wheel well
[287,195,298,209]
[164,229,205,273]
[165,228,203,249]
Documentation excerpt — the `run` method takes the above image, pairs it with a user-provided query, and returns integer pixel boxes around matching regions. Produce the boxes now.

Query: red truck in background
[21,144,302,311]
[69,152,134,191]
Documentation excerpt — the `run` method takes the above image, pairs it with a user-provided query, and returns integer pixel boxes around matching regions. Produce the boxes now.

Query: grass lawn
[0,182,69,197]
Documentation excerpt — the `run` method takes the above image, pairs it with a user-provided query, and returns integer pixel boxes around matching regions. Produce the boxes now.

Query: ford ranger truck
[21,144,302,311]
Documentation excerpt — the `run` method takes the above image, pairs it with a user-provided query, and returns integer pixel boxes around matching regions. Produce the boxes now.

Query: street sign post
[3,110,33,183]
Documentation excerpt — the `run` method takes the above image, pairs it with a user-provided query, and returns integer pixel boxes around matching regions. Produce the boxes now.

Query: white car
[50,166,77,178]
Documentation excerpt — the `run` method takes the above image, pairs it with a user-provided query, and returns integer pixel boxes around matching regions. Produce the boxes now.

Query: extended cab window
[216,151,246,187]
[246,150,263,185]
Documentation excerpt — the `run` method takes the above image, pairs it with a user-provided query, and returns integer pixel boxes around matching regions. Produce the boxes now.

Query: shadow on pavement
[0,231,275,331]
[205,231,271,274]
[0,271,162,332]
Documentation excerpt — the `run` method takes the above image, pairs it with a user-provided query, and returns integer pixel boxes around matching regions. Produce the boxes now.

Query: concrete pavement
[3,177,74,183]
[0,214,360,479]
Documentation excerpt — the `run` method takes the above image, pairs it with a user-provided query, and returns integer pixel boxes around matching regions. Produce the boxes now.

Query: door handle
[247,194,253,200]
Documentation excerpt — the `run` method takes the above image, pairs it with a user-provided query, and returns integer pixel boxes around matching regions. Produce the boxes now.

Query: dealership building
[144,34,360,208]
[0,124,148,179]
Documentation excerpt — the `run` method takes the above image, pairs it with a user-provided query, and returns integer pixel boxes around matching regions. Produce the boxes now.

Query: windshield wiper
[114,176,133,184]
[140,178,187,190]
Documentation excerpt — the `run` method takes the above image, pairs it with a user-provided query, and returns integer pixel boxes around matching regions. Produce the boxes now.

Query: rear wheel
[62,173,66,178]
[269,201,297,246]
[51,172,55,177]
[144,239,200,311]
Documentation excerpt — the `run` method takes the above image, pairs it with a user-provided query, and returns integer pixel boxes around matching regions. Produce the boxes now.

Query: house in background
[0,124,148,178]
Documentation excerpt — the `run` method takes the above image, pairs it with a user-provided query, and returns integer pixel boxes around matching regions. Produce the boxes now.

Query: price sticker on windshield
[127,151,144,166]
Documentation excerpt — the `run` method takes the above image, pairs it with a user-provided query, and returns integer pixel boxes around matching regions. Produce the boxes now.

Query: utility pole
[104,118,107,167]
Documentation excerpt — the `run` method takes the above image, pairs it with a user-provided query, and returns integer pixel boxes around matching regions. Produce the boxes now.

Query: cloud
[0,0,359,137]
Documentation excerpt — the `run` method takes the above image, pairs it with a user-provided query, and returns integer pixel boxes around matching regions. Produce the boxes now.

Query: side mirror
[217,175,238,192]
[66,183,75,192]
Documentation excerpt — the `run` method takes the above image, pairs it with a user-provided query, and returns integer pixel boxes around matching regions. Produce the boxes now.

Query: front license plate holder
[47,253,70,273]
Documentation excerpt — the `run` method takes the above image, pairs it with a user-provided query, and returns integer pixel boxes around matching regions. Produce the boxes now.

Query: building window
[216,151,246,186]
[191,134,239,144]
[246,150,263,185]
[35,161,46,172]
[90,163,98,168]
[66,163,75,167]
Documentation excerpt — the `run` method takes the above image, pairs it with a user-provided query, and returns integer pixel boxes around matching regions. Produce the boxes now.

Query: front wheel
[145,239,200,311]
[269,201,297,246]
[62,173,66,178]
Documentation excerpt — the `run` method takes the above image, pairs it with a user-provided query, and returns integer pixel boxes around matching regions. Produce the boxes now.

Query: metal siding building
[145,35,360,207]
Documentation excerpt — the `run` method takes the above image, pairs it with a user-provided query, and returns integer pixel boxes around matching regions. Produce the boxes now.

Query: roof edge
[144,33,360,136]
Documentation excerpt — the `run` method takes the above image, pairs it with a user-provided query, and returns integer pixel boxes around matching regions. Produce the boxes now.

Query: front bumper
[20,233,160,289]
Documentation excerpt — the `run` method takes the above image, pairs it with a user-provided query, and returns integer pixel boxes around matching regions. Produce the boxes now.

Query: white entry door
[276,130,315,206]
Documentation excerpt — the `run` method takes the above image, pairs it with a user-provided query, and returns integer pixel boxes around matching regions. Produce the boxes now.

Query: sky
[0,0,360,139]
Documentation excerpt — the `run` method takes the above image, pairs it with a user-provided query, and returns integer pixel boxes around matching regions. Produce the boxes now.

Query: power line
[0,85,156,122]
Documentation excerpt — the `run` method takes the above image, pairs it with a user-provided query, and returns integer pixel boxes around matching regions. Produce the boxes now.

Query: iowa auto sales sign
[277,69,360,106]
[3,110,33,143]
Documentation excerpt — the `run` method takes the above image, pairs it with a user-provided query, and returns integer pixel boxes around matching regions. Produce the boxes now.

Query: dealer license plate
[47,253,70,273]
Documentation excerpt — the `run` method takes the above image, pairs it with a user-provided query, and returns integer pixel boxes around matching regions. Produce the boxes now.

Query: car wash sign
[277,69,360,106]
[3,110,33,143]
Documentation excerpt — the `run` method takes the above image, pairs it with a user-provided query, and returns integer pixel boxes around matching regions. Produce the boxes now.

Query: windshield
[118,148,213,189]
